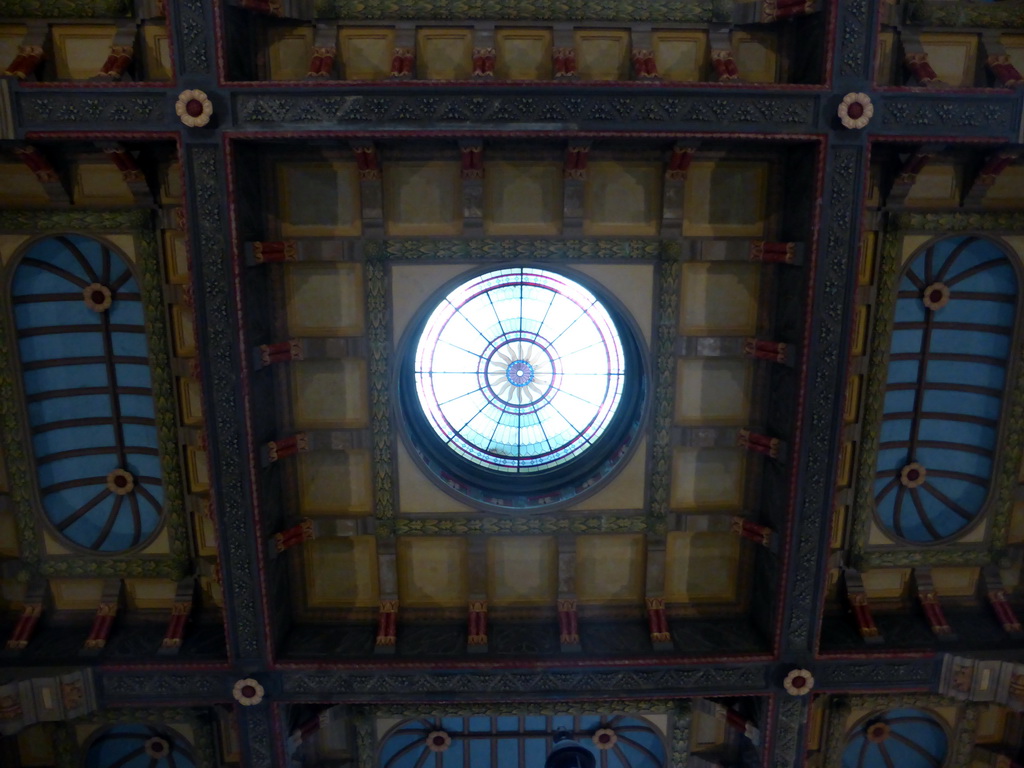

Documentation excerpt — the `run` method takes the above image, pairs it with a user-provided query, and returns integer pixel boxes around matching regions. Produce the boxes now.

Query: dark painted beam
[94,655,936,706]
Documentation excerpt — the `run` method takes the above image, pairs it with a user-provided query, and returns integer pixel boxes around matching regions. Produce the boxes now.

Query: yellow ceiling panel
[297,450,373,516]
[683,160,769,237]
[50,579,105,610]
[72,162,134,206]
[679,262,760,336]
[305,537,379,608]
[903,164,961,208]
[142,23,173,81]
[338,27,394,80]
[484,161,563,235]
[920,32,978,87]
[162,230,190,284]
[0,163,49,207]
[731,30,777,83]
[860,568,910,600]
[574,29,630,81]
[416,27,473,80]
[670,447,746,511]
[653,29,707,82]
[0,26,27,77]
[285,263,365,336]
[583,161,662,236]
[278,161,361,237]
[385,161,463,236]
[397,537,468,608]
[495,28,552,80]
[575,534,645,605]
[982,165,1024,209]
[487,536,557,606]
[664,531,741,603]
[51,25,116,80]
[267,25,314,81]
[291,358,369,429]
[123,579,178,610]
[674,359,752,425]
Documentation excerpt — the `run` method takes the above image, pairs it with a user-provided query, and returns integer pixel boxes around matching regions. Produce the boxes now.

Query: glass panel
[414,268,627,473]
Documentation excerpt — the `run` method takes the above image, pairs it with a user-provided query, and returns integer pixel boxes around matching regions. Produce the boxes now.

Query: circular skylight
[400,265,645,511]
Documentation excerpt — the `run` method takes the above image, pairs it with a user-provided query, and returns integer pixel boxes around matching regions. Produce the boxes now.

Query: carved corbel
[902,36,942,87]
[272,518,315,555]
[254,339,303,369]
[263,433,310,465]
[738,429,785,461]
[4,578,48,652]
[556,537,581,651]
[247,240,298,264]
[159,578,197,654]
[81,580,123,654]
[913,568,955,639]
[843,569,883,644]
[730,516,774,548]
[743,338,794,365]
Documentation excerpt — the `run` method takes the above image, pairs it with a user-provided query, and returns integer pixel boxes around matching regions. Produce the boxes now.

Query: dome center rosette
[399,265,647,513]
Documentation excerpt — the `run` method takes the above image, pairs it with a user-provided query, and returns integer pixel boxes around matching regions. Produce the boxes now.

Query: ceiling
[0,1,1022,767]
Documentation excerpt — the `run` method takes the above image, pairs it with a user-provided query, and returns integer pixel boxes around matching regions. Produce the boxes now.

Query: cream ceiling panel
[305,537,379,608]
[285,263,365,336]
[675,359,752,425]
[487,536,557,606]
[671,447,746,511]
[298,450,373,516]
[664,532,742,603]
[291,359,369,429]
[385,161,462,236]
[397,537,468,607]
[679,263,760,336]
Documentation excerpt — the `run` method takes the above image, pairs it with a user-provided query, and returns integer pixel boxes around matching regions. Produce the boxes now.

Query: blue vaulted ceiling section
[85,724,196,768]
[11,235,165,553]
[873,236,1018,544]
[842,709,948,768]
[380,715,667,768]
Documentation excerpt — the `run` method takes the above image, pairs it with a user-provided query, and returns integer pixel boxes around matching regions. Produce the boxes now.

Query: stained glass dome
[401,266,646,511]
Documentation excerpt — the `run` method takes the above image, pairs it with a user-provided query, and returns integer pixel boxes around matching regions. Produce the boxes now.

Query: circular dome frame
[396,263,650,514]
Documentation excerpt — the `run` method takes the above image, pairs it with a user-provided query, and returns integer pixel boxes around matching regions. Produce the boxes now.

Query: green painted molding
[394,513,648,535]
[849,218,1024,569]
[383,239,664,262]
[670,701,691,768]
[894,211,1024,233]
[0,209,190,578]
[0,0,131,18]
[904,0,1024,29]
[364,248,396,538]
[315,0,732,22]
[648,251,681,536]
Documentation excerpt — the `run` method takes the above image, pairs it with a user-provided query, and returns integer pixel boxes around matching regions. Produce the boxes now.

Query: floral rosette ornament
[425,731,451,752]
[838,92,873,130]
[783,668,814,696]
[592,728,617,750]
[232,678,264,706]
[176,89,213,128]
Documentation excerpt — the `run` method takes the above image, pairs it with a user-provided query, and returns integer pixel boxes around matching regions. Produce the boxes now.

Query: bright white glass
[414,267,626,472]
